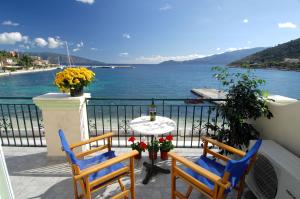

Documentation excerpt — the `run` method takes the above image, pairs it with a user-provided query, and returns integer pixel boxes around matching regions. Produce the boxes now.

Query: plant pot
[160,150,169,160]
[70,86,83,97]
[148,151,157,160]
[135,151,142,160]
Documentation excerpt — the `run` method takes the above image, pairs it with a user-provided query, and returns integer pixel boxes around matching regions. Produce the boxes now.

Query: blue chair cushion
[77,150,126,181]
[184,139,262,191]
[185,155,225,190]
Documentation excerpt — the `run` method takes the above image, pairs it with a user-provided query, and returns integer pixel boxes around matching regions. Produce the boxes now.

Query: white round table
[129,116,176,184]
[129,116,176,136]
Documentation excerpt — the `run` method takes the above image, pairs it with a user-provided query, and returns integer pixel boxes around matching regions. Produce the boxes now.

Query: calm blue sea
[0,64,300,99]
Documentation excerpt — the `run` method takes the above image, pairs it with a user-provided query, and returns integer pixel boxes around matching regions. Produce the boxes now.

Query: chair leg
[171,158,176,199]
[130,157,136,199]
[117,178,128,199]
[185,186,193,199]
[237,176,246,199]
[73,179,79,199]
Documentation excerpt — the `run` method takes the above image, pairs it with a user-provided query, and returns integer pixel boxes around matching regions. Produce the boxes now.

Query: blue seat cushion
[77,151,126,181]
[184,155,225,190]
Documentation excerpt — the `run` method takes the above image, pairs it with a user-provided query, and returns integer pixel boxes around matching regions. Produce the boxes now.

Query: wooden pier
[191,88,226,104]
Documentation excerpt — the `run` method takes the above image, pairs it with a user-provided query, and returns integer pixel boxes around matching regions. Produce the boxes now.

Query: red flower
[128,136,136,143]
[139,141,147,150]
[159,138,165,143]
[166,135,173,141]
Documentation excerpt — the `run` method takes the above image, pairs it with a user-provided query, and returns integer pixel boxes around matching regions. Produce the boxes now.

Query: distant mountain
[160,47,266,65]
[21,52,105,66]
[229,38,300,70]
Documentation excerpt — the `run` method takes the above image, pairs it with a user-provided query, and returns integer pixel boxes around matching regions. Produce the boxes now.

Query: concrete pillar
[33,93,91,157]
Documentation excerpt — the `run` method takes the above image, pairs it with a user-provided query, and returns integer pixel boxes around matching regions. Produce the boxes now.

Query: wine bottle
[149,99,156,121]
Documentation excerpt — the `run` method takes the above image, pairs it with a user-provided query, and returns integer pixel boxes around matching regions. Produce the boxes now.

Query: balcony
[1,95,300,199]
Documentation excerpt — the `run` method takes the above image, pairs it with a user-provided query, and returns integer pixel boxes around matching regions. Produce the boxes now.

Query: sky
[1,0,300,64]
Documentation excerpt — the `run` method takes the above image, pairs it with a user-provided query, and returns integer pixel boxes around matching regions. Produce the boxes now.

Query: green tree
[18,55,33,67]
[209,66,273,149]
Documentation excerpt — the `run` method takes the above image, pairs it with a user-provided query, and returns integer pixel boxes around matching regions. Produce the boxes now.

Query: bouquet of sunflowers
[54,67,95,96]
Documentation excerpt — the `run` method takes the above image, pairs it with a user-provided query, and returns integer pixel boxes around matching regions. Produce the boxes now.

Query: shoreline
[0,67,57,77]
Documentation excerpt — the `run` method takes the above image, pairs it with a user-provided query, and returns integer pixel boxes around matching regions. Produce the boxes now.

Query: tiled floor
[3,147,255,199]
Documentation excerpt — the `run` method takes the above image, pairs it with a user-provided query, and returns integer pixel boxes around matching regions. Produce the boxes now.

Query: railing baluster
[21,105,30,146]
[116,105,120,147]
[139,105,142,142]
[93,105,98,146]
[14,105,22,146]
[124,105,127,147]
[101,105,105,135]
[206,106,211,136]
[183,105,187,147]
[7,105,16,146]
[34,105,43,146]
[176,105,180,147]
[0,105,9,145]
[198,106,203,148]
[28,104,36,146]
[191,106,195,147]
[109,106,112,132]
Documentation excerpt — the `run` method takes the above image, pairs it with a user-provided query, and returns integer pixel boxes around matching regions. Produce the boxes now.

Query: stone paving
[3,147,255,199]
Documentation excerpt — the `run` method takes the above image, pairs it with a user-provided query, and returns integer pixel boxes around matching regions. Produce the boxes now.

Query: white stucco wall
[251,95,300,157]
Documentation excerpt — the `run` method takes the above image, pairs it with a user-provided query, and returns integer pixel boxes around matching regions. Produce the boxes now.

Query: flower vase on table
[70,86,84,97]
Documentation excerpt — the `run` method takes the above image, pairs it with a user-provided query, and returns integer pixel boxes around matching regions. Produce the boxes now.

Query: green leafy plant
[210,66,273,149]
[147,140,160,152]
[159,135,174,152]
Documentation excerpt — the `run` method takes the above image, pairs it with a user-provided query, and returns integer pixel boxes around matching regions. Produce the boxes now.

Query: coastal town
[0,50,58,75]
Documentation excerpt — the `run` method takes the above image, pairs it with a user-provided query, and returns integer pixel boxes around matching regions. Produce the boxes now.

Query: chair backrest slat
[58,129,79,165]
[224,139,262,188]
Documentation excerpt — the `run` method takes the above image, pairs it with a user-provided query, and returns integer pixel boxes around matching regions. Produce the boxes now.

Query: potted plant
[147,140,159,160]
[209,67,273,149]
[54,67,95,97]
[128,136,147,159]
[159,135,174,160]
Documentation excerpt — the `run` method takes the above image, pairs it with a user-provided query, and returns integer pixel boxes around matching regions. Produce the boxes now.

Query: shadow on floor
[5,152,71,177]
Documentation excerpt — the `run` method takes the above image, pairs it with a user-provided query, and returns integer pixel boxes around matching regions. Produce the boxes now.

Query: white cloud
[216,48,221,51]
[73,41,84,52]
[119,52,129,57]
[122,33,131,39]
[225,47,249,52]
[2,20,19,26]
[76,0,95,4]
[48,37,63,48]
[278,22,297,29]
[160,4,172,11]
[19,44,30,50]
[91,47,98,51]
[135,53,205,64]
[73,48,80,52]
[0,32,27,44]
[34,37,48,47]
[243,19,249,23]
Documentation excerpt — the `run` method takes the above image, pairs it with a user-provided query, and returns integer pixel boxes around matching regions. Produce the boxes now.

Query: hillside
[230,38,300,70]
[160,47,265,65]
[22,52,106,66]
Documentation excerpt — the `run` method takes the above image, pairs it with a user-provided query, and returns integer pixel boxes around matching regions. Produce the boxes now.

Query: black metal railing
[0,97,226,148]
[0,97,45,147]
[86,98,226,148]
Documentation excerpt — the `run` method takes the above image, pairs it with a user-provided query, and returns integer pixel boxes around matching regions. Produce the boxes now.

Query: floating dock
[191,88,226,104]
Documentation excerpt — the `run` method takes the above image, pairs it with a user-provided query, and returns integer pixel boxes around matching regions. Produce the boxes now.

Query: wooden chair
[58,129,138,199]
[169,137,262,199]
